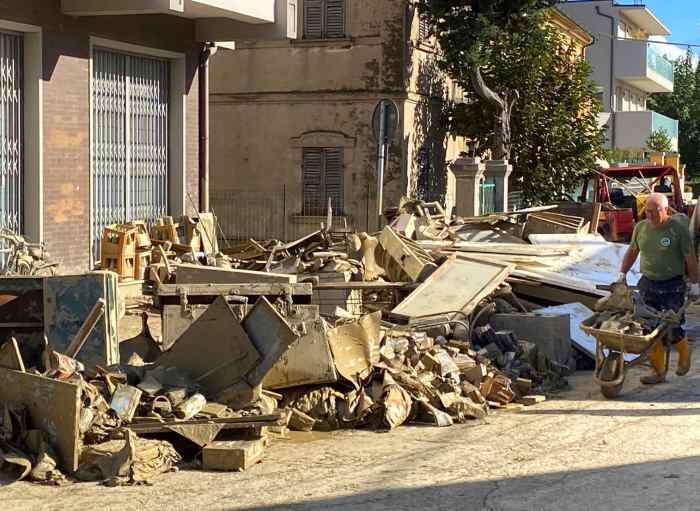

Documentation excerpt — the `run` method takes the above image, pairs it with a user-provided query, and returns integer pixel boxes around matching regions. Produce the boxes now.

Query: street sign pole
[372,99,399,230]
[377,101,387,223]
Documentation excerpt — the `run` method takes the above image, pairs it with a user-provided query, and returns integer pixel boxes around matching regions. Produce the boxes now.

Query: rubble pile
[0,201,617,485]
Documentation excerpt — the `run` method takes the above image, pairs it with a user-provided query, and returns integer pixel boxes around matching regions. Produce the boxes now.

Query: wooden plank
[392,255,513,318]
[311,281,410,290]
[0,337,25,371]
[156,283,312,297]
[379,226,437,282]
[202,440,265,471]
[0,368,81,473]
[157,296,262,396]
[175,263,297,285]
[590,203,602,234]
[416,240,570,257]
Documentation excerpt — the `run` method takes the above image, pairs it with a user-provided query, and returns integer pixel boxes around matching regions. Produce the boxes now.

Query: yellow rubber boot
[640,342,667,384]
[676,338,692,376]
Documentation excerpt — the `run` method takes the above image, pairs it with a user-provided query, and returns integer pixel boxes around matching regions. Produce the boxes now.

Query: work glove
[616,272,627,285]
[691,283,700,302]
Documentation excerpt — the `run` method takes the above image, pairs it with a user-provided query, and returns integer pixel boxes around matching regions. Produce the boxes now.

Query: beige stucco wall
[210,0,463,237]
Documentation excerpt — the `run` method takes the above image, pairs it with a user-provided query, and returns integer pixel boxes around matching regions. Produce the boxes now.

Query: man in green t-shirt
[619,193,699,384]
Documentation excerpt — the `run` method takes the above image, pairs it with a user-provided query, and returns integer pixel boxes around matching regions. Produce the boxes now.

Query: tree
[428,5,603,203]
[418,0,556,160]
[646,128,673,153]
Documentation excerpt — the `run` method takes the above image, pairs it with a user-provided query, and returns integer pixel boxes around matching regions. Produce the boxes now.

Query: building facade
[0,0,288,272]
[558,0,678,152]
[210,0,466,239]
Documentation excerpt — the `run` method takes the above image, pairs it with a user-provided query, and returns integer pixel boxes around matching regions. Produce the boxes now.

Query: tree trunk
[469,66,512,160]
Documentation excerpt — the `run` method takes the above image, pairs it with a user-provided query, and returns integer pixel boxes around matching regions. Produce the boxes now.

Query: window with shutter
[325,0,346,39]
[304,0,323,39]
[419,15,430,41]
[303,0,345,40]
[324,148,344,215]
[302,147,344,215]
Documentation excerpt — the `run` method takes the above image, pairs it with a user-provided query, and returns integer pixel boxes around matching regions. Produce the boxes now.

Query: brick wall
[0,1,201,273]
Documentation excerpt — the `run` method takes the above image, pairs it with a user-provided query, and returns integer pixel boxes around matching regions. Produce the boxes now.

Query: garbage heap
[0,205,573,486]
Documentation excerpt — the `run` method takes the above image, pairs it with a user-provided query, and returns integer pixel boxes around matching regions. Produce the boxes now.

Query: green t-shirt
[631,215,691,281]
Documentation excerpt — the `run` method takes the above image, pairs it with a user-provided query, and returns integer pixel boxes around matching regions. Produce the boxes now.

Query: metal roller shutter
[0,32,23,238]
[92,48,169,261]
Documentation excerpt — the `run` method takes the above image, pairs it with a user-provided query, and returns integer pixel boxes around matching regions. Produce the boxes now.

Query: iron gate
[0,32,23,236]
[92,48,169,260]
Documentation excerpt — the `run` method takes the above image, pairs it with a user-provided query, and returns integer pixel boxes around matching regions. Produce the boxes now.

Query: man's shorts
[638,275,686,343]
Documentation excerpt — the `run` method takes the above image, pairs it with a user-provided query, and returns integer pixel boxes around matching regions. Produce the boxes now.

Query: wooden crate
[101,225,137,280]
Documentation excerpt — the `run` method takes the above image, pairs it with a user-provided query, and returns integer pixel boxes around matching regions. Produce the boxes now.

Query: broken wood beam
[64,298,106,358]
[156,283,313,297]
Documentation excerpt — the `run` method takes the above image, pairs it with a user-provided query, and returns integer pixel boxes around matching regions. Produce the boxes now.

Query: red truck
[573,164,691,242]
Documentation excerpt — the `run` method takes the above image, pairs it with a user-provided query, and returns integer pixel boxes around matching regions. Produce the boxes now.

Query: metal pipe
[199,42,217,213]
[596,5,616,150]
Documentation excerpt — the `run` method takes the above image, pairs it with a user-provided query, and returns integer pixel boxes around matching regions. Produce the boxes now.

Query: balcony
[61,0,275,23]
[614,39,674,93]
[614,111,679,152]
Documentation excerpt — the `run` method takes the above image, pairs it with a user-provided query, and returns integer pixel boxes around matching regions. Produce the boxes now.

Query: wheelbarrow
[580,315,671,398]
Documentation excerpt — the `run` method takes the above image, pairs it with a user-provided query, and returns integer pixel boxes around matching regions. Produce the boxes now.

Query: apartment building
[558,0,678,152]
[0,0,291,272]
[209,0,467,239]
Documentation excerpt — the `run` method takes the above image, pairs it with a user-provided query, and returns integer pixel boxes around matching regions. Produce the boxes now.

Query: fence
[211,187,369,243]
[210,189,287,242]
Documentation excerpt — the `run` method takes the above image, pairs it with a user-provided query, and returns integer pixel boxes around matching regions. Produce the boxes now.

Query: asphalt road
[4,353,700,511]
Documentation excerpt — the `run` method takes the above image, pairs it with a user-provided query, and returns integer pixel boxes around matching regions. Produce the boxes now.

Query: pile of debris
[0,202,596,485]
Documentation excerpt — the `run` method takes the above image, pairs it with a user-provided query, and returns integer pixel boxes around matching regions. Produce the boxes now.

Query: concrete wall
[210,0,463,236]
[0,0,202,272]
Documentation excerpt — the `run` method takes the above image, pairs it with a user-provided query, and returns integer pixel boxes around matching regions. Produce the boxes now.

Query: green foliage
[646,128,673,153]
[421,1,604,204]
[648,51,700,176]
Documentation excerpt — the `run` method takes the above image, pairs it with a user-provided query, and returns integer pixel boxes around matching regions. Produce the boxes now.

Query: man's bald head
[645,192,670,228]
[647,192,669,209]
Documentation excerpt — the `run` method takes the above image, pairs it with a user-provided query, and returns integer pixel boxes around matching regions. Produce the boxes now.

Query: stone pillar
[485,159,513,213]
[449,157,485,218]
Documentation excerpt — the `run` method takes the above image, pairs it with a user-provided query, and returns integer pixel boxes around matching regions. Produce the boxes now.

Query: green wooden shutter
[303,0,323,39]
[324,148,344,214]
[303,148,323,214]
[325,0,346,38]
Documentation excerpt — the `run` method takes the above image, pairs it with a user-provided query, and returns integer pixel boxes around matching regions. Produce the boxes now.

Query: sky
[642,0,700,61]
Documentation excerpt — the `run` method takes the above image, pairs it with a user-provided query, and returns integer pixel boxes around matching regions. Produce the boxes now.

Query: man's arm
[620,245,639,277]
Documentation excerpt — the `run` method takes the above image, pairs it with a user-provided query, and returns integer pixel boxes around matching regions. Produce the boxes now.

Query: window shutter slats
[304,0,323,39]
[303,148,323,214]
[324,148,344,214]
[325,0,346,39]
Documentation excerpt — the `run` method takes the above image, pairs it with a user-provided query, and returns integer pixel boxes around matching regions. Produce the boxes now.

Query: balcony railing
[651,111,679,143]
[646,44,674,84]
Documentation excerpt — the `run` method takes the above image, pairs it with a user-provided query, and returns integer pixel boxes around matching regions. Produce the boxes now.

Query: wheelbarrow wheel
[599,352,625,399]
[601,382,624,399]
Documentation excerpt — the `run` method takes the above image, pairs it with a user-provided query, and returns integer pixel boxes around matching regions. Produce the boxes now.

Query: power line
[594,32,700,50]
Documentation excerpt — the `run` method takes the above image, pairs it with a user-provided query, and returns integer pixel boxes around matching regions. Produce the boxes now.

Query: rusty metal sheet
[0,368,81,473]
[43,272,119,369]
[242,297,298,387]
[327,311,382,389]
[157,296,261,396]
[162,304,209,351]
[263,305,338,390]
